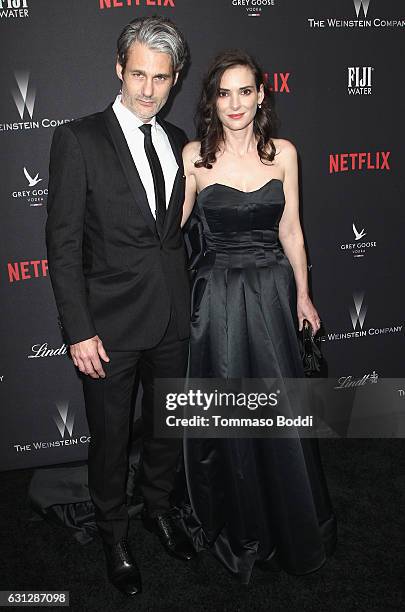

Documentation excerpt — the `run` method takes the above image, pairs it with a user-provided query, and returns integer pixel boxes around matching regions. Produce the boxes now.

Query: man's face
[116,42,178,122]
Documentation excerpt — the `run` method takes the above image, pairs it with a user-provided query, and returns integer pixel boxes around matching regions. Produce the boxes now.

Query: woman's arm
[278,140,321,333]
[181,141,200,228]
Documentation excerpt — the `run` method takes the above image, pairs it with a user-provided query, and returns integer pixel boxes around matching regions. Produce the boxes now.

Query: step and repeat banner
[0,0,404,470]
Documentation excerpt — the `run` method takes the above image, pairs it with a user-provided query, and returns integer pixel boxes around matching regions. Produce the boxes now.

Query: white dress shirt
[112,94,178,218]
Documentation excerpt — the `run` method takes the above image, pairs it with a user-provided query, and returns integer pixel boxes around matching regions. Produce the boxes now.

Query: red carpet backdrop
[0,0,404,470]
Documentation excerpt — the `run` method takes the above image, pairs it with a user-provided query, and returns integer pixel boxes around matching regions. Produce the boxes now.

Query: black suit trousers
[82,309,188,546]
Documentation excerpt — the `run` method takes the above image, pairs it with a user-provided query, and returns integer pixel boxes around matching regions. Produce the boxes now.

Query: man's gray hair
[117,15,188,74]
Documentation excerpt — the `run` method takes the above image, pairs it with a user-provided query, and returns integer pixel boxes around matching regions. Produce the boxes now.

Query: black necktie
[139,123,166,237]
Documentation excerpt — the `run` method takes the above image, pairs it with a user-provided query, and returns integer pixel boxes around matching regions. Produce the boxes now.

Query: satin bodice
[188,178,286,269]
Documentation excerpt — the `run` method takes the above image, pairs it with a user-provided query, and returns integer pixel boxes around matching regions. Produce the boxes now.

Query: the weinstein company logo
[99,0,175,9]
[12,71,35,120]
[353,0,370,18]
[0,0,29,19]
[348,66,374,95]
[340,222,377,259]
[308,0,405,29]
[1,71,73,134]
[230,0,276,18]
[323,292,403,341]
[329,151,390,173]
[263,72,290,93]
[350,291,367,331]
[13,401,90,453]
[12,167,48,207]
[54,402,74,439]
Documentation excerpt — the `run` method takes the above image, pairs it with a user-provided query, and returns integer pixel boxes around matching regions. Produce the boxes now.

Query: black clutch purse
[298,319,323,377]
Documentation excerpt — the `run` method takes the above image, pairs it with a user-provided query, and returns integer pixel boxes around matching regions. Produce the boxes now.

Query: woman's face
[216,64,264,132]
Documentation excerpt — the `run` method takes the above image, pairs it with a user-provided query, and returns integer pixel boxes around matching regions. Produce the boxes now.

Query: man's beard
[121,88,161,120]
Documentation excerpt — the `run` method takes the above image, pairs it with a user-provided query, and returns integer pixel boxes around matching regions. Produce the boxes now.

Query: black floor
[0,440,404,612]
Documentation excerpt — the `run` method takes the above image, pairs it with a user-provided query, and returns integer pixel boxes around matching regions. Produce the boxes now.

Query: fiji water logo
[348,66,374,95]
[0,0,29,19]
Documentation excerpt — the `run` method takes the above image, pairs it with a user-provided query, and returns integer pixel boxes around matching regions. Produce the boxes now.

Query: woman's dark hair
[195,50,277,169]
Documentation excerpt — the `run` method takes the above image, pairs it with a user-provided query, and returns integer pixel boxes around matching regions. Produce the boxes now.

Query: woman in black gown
[179,50,337,584]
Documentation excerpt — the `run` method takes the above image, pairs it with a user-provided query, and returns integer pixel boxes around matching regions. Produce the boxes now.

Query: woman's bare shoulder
[182,140,201,165]
[271,138,297,158]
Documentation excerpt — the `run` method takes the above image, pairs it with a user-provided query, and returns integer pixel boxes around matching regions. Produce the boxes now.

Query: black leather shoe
[103,538,142,596]
[144,509,196,561]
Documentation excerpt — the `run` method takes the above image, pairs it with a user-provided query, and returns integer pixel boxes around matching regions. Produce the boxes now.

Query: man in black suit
[46,16,194,596]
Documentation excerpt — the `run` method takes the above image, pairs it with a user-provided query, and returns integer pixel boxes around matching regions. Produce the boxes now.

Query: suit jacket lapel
[156,117,185,240]
[157,116,183,168]
[102,105,157,235]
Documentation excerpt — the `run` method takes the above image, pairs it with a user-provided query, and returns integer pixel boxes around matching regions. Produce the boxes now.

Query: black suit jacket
[45,104,190,350]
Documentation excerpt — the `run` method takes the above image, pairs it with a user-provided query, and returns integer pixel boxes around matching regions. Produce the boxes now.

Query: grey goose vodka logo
[340,221,377,259]
[352,223,366,241]
[230,0,276,18]
[24,167,42,187]
[12,167,48,206]
[307,0,405,29]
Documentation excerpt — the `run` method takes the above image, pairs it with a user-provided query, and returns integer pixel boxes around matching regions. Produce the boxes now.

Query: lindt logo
[28,343,68,359]
[99,0,175,9]
[334,371,378,389]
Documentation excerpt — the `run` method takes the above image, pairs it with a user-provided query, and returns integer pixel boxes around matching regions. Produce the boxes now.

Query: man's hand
[70,335,110,379]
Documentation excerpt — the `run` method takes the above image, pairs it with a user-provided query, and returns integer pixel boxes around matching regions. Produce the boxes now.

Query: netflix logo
[7,259,48,283]
[263,72,291,93]
[99,0,175,9]
[329,151,391,174]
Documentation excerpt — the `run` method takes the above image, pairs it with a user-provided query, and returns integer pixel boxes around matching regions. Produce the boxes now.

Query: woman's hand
[297,294,321,334]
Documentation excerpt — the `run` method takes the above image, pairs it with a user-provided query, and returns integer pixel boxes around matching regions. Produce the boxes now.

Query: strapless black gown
[180,179,337,584]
